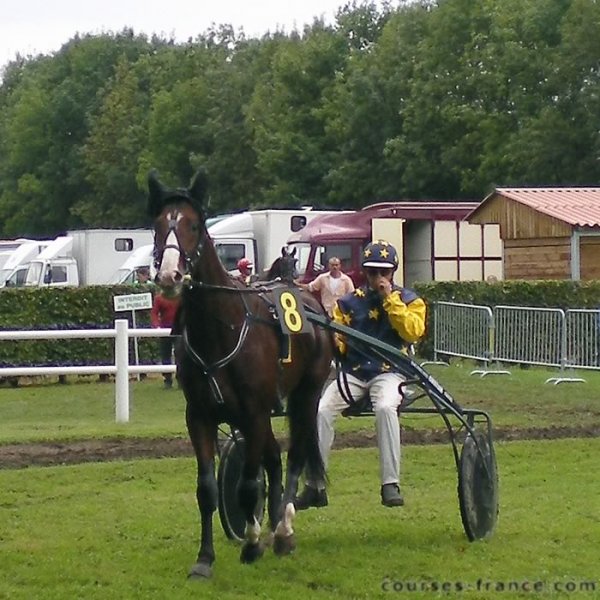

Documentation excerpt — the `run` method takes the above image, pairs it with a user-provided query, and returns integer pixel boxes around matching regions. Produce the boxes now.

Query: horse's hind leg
[274,378,326,556]
[262,428,283,545]
[238,420,270,564]
[186,413,218,579]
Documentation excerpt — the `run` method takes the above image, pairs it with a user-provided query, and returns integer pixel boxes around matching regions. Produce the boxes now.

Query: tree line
[0,0,598,237]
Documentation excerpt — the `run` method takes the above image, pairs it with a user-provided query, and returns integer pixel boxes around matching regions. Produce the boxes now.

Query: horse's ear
[189,168,208,205]
[281,246,288,257]
[147,170,165,217]
[290,247,297,258]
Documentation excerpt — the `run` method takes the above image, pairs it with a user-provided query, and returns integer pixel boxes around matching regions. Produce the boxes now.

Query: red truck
[287,201,502,288]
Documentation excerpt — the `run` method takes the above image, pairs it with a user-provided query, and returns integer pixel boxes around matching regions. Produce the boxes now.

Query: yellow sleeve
[382,292,426,343]
[332,302,347,355]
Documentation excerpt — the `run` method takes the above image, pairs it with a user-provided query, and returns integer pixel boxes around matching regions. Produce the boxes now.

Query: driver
[295,240,427,508]
[236,257,253,285]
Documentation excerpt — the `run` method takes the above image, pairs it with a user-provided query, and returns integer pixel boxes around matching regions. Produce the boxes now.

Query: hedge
[2,280,600,366]
[0,285,157,368]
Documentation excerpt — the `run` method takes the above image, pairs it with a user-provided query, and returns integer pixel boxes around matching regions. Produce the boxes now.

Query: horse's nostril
[173,271,183,282]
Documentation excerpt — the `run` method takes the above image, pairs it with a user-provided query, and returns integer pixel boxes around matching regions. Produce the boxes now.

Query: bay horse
[148,169,332,578]
[263,246,298,284]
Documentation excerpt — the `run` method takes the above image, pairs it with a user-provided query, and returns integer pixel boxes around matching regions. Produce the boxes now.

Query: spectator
[295,240,426,509]
[134,267,152,286]
[151,289,180,389]
[297,257,354,317]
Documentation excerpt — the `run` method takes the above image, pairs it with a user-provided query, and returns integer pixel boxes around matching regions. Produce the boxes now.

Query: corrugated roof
[488,187,600,227]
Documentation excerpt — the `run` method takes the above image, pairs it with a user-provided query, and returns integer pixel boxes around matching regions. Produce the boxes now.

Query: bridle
[153,204,205,278]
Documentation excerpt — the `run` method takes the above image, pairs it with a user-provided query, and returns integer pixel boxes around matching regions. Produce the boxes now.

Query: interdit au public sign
[113,293,153,312]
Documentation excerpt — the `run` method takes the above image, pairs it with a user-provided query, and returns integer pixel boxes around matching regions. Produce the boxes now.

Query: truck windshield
[314,244,353,273]
[25,262,43,286]
[288,243,311,276]
[215,243,246,272]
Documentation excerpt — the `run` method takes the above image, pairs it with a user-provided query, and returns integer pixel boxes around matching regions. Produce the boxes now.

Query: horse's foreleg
[187,417,218,579]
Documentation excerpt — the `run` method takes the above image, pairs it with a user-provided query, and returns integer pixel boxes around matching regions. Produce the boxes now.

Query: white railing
[0,319,176,423]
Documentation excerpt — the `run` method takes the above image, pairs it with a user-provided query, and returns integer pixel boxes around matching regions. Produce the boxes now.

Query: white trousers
[308,372,403,488]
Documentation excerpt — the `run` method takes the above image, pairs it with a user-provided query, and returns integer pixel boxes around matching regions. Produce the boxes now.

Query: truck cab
[24,236,78,287]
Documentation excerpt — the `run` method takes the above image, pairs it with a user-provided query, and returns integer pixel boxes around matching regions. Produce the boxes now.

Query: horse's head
[148,169,210,291]
[269,246,298,284]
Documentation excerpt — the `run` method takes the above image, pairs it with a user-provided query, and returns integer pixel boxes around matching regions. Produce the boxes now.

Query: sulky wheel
[458,429,499,541]
[217,433,266,542]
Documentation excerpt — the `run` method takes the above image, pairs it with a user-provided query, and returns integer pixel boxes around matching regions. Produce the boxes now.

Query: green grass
[1,361,599,445]
[0,440,598,599]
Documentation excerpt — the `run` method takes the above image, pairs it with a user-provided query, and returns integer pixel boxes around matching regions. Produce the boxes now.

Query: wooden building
[466,188,600,280]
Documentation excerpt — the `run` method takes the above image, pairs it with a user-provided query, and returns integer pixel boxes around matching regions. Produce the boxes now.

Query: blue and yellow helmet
[362,240,399,270]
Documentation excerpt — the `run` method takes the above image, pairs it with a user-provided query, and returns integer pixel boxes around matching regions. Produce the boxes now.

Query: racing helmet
[362,240,399,270]
[237,257,253,273]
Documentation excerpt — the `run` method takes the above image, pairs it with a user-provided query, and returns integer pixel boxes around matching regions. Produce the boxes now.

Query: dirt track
[1,425,598,469]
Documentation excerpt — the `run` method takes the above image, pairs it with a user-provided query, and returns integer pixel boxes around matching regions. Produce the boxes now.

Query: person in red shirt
[150,290,181,389]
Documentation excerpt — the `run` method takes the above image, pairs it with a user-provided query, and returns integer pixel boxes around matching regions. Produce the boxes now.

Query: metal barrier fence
[431,302,599,383]
[431,302,494,363]
[493,305,566,368]
[564,309,600,370]
[0,320,176,422]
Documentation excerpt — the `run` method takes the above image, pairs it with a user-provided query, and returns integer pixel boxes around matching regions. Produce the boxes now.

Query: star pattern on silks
[363,247,372,258]
[355,288,366,298]
[341,312,352,326]
[368,308,379,320]
[379,247,389,260]
[381,362,392,372]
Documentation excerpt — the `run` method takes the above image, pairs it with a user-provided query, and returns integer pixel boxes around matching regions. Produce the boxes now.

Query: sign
[113,293,153,312]
[273,288,310,334]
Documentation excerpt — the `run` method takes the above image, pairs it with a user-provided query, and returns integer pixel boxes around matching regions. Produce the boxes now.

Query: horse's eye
[191,222,200,233]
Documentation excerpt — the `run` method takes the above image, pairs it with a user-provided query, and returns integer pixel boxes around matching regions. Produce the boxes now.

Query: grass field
[0,440,598,599]
[1,363,598,598]
[1,360,599,444]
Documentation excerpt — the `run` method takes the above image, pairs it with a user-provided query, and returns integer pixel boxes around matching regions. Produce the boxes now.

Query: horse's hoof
[240,541,265,564]
[188,561,213,579]
[273,533,296,556]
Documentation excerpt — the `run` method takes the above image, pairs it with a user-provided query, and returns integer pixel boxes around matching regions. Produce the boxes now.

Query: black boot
[381,483,404,507]
[294,485,328,510]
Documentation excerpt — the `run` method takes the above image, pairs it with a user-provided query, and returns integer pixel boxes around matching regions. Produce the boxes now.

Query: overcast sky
[0,0,377,72]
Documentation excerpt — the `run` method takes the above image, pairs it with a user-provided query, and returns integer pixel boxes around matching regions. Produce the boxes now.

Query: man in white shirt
[298,257,354,317]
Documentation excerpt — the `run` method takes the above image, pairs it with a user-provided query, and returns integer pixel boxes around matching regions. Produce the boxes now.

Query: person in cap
[236,257,253,285]
[295,240,426,508]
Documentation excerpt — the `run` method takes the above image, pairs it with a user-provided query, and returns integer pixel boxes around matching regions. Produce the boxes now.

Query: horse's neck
[195,238,232,286]
[266,259,280,280]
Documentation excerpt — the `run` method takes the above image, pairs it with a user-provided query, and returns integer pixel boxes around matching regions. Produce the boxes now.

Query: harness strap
[181,317,251,405]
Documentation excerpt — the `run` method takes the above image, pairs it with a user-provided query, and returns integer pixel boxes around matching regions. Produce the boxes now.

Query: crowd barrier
[0,320,176,422]
[431,302,597,383]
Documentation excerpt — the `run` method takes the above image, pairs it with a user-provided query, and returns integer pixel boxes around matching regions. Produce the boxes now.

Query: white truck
[208,209,342,277]
[0,238,39,276]
[0,239,52,288]
[23,229,154,287]
[109,243,155,285]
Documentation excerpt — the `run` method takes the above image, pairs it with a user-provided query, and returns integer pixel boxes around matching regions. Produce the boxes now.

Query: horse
[262,246,298,284]
[148,169,333,578]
